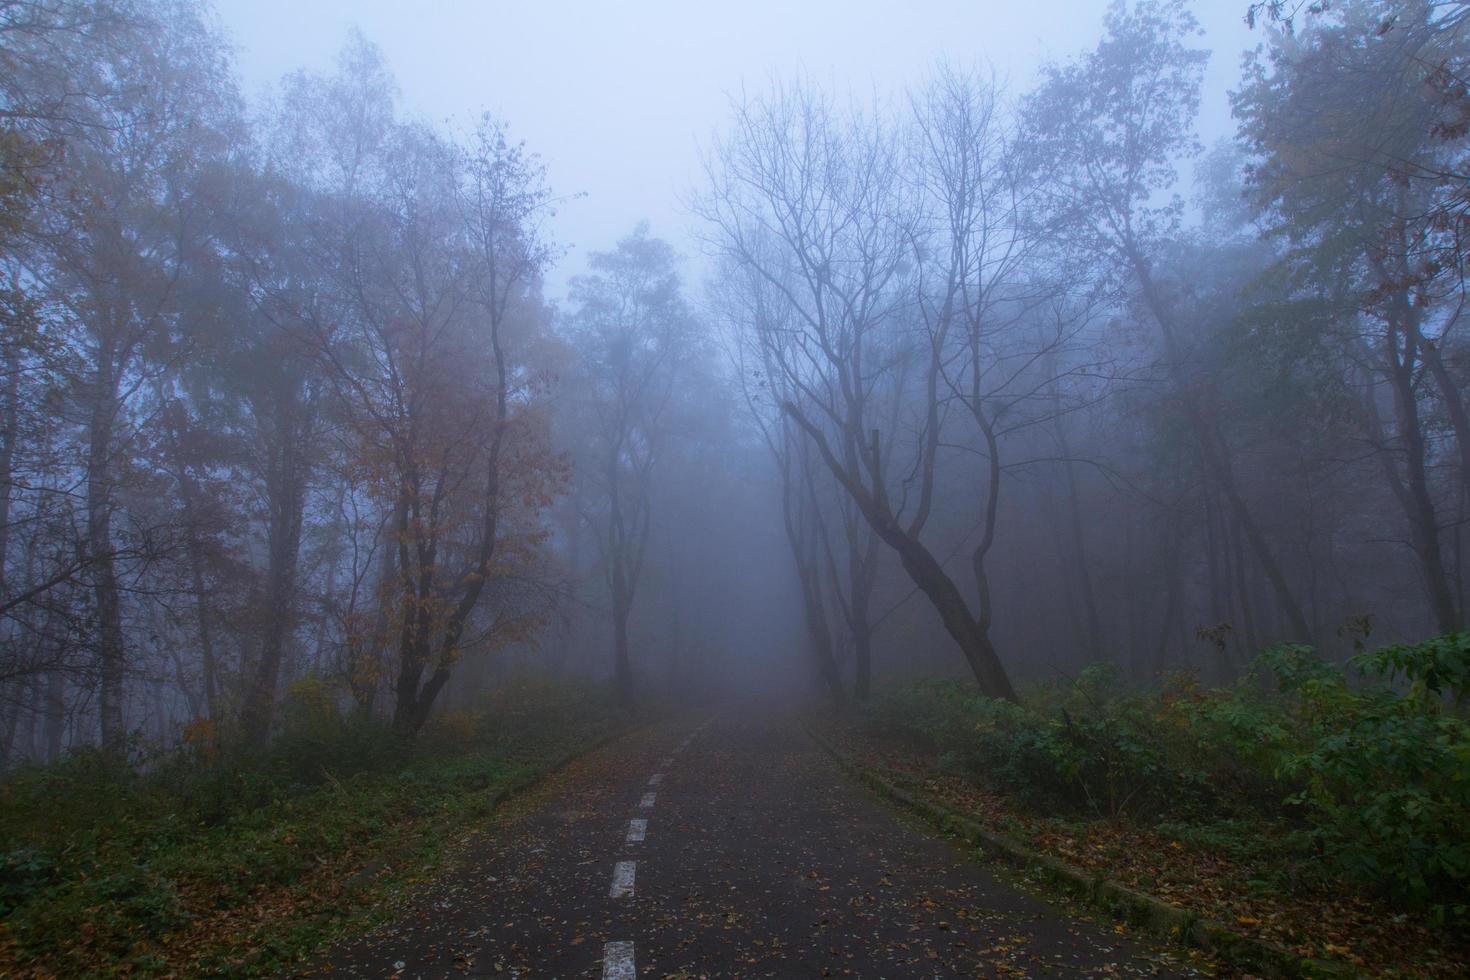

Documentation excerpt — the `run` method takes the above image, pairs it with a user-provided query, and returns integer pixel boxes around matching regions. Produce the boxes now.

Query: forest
[1,0,1469,976]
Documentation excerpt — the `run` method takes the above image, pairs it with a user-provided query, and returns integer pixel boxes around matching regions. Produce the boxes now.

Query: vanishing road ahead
[309,715,1203,978]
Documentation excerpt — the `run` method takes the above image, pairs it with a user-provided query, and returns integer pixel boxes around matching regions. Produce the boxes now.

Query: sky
[212,0,1261,298]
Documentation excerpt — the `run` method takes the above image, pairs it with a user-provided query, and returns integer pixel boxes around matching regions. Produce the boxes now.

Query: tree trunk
[812,470,873,702]
[1386,323,1461,633]
[160,407,220,720]
[1228,511,1261,656]
[86,371,126,752]
[241,396,308,745]
[849,532,876,702]
[1151,533,1183,676]
[778,431,845,705]
[885,530,1017,701]
[784,406,1018,701]
[1058,435,1104,659]
[800,532,845,706]
[44,670,66,762]
[0,333,19,599]
[611,562,635,709]
[1421,340,1470,615]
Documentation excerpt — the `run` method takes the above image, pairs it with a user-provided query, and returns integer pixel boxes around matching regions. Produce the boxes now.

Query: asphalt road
[305,713,1203,979]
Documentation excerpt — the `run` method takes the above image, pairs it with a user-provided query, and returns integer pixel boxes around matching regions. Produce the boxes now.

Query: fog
[215,0,1257,295]
[3,0,1469,755]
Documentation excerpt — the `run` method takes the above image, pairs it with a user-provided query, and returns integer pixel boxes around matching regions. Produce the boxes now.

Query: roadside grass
[817,636,1470,977]
[0,674,626,977]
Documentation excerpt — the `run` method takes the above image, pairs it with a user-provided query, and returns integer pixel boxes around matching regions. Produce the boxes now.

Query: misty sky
[215,1,1259,296]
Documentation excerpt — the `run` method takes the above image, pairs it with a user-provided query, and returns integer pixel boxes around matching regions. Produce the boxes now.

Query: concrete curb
[804,724,1352,979]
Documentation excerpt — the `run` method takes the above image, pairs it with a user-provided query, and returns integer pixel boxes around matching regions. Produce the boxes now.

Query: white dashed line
[602,940,635,979]
[625,818,647,843]
[609,860,636,898]
[648,773,663,786]
[639,791,656,808]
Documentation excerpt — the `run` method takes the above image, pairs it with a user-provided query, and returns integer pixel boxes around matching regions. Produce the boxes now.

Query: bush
[1264,637,1470,918]
[865,667,1220,820]
[862,633,1470,920]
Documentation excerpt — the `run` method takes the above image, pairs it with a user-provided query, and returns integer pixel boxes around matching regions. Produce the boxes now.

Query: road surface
[306,714,1202,978]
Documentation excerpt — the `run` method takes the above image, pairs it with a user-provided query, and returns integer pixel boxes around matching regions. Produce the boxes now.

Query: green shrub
[862,633,1470,921]
[1264,636,1470,918]
[864,668,1221,820]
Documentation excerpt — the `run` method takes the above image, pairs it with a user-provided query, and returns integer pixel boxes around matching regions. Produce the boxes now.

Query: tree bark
[85,359,126,752]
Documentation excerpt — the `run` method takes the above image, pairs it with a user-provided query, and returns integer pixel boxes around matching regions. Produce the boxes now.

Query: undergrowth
[862,634,1470,927]
[0,672,624,977]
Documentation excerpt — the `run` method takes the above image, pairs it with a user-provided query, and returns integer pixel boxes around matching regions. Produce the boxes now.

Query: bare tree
[702,82,1029,698]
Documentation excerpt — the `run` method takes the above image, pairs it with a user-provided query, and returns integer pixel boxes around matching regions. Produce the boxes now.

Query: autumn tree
[1236,0,1469,633]
[14,0,238,748]
[280,40,565,734]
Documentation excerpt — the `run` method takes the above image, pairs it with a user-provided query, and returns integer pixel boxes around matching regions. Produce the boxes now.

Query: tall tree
[19,0,237,747]
[1026,0,1315,643]
[285,39,564,734]
[565,225,693,707]
[1237,0,1469,632]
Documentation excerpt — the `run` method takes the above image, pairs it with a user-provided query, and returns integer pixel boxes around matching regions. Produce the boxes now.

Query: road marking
[602,940,635,980]
[609,860,636,898]
[639,791,656,808]
[648,773,663,786]
[660,756,674,767]
[626,817,647,843]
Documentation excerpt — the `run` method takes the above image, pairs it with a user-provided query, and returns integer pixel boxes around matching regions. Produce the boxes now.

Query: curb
[803,724,1351,979]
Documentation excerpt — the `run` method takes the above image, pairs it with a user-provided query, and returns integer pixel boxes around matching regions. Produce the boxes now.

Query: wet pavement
[304,712,1201,978]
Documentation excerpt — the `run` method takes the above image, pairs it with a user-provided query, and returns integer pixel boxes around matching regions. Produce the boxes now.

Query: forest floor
[0,679,626,978]
[304,709,1210,978]
[813,714,1470,978]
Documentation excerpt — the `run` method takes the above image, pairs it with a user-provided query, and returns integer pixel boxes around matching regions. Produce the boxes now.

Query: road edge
[268,719,649,978]
[345,719,647,891]
[803,722,1351,980]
